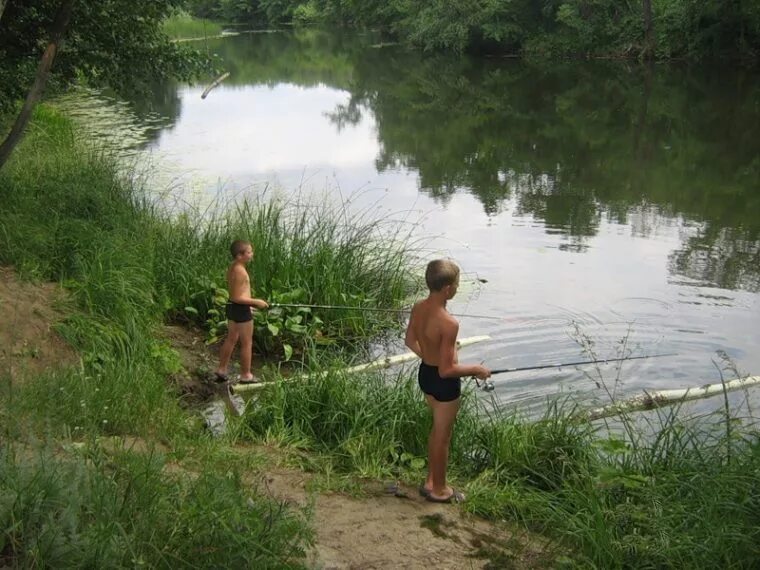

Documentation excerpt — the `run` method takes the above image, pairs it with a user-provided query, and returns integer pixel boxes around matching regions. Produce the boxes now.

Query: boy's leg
[216,321,242,377]
[238,320,254,381]
[424,395,461,500]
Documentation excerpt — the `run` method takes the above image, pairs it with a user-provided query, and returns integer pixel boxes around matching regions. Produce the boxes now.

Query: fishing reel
[474,377,495,392]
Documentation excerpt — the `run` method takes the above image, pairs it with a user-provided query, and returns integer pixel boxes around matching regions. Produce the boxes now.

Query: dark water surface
[55,29,760,415]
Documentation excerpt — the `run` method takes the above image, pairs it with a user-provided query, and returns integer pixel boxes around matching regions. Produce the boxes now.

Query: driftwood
[234,335,492,393]
[201,72,230,99]
[584,375,760,421]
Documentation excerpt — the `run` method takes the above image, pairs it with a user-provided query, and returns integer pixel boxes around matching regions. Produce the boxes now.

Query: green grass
[1,443,311,568]
[242,362,760,568]
[163,12,224,40]
[0,106,416,567]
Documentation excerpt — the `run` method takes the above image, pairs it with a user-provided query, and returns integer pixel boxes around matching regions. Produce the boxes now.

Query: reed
[163,12,223,40]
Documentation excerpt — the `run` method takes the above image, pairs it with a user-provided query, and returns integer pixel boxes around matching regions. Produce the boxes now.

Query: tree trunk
[642,0,654,60]
[0,0,75,171]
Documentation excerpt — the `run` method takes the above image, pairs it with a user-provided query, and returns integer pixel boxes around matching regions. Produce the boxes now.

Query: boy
[404,259,490,503]
[214,240,269,384]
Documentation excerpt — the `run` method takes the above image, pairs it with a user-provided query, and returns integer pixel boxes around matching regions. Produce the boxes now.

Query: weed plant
[0,443,311,568]
[163,11,223,40]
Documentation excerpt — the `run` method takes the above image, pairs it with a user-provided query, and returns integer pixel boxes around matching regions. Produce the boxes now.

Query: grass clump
[163,11,223,40]
[1,444,311,568]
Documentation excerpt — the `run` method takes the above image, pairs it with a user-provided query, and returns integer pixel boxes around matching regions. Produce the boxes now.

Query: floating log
[234,335,492,393]
[201,72,230,99]
[584,375,760,421]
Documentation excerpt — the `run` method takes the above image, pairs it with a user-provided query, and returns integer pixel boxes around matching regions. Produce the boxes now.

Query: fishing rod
[489,353,678,376]
[269,302,506,321]
[474,353,678,392]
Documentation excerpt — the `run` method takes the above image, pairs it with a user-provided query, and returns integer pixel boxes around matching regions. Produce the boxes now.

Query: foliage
[0,0,209,112]
[163,10,224,40]
[181,0,760,60]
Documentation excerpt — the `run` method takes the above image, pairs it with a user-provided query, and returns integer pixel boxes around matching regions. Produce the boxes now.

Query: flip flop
[237,376,260,385]
[425,489,465,504]
[213,372,229,384]
[418,484,432,498]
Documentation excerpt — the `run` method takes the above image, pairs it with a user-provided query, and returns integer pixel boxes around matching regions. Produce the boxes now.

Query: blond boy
[214,240,269,384]
[404,259,490,503]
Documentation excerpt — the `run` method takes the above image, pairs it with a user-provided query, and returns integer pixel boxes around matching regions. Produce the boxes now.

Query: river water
[55,29,760,416]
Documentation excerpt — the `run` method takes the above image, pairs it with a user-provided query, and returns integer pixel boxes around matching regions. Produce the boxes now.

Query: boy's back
[408,299,459,368]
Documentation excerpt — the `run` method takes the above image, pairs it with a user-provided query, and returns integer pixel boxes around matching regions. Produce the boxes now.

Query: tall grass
[243,361,760,568]
[153,196,418,358]
[163,11,223,40]
[0,106,416,566]
[1,444,311,568]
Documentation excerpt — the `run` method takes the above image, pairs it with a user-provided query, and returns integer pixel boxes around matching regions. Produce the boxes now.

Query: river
[55,29,760,416]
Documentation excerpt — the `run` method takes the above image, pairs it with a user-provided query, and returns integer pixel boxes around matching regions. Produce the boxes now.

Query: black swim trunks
[225,301,252,323]
[418,362,461,402]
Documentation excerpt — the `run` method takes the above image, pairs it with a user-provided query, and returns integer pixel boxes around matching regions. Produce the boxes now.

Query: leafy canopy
[0,0,209,110]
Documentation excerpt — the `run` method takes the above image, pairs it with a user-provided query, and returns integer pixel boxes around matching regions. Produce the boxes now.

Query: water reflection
[111,30,758,294]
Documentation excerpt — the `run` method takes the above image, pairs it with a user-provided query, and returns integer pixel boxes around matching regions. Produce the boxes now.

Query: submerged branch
[583,375,760,421]
[201,72,230,99]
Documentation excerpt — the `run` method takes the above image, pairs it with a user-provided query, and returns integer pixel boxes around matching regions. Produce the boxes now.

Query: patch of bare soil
[0,267,78,381]
[255,466,551,570]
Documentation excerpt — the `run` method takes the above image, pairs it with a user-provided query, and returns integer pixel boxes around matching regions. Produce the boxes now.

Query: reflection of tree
[76,30,760,292]
[205,29,363,88]
[669,227,760,292]
[321,48,760,289]
[120,79,183,147]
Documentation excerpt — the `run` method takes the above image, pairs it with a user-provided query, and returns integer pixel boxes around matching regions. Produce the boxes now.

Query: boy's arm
[404,305,422,358]
[437,321,490,379]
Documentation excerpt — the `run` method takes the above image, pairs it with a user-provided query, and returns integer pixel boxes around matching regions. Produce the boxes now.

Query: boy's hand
[254,300,269,310]
[473,365,491,380]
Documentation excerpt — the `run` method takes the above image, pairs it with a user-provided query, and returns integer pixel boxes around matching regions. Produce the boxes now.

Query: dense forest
[185,0,760,60]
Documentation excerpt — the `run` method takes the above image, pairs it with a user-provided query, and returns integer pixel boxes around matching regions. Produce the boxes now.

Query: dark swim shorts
[418,362,461,402]
[225,302,252,323]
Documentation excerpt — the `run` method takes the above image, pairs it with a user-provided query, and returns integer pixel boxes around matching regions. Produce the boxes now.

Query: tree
[642,0,654,59]
[0,0,208,170]
[0,0,73,169]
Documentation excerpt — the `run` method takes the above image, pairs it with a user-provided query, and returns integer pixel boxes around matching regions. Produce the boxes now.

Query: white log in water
[233,334,492,394]
[584,375,760,421]
[201,72,230,99]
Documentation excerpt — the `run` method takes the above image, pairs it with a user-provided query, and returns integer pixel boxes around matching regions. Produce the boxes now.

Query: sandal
[425,489,465,504]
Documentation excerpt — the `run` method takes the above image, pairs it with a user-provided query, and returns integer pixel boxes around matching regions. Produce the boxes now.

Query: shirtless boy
[214,240,269,384]
[404,259,491,503]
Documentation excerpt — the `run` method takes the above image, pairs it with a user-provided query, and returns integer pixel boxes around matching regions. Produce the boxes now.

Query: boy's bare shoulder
[440,311,459,330]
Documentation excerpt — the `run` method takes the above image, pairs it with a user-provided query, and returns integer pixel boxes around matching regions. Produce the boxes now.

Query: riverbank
[3,107,760,568]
